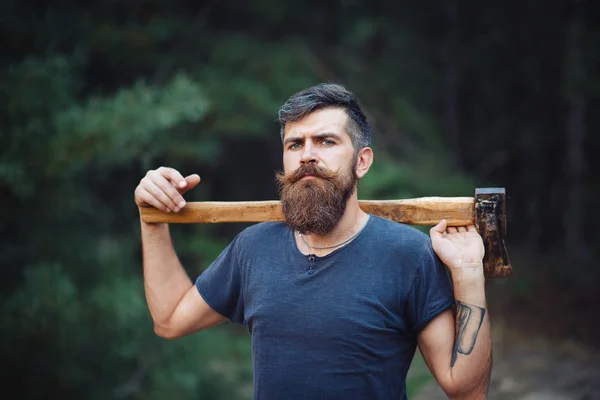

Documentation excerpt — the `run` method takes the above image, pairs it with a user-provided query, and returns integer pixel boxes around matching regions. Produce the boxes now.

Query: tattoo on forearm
[452,300,486,367]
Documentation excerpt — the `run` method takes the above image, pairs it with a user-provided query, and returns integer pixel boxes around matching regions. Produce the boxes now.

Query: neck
[295,193,369,256]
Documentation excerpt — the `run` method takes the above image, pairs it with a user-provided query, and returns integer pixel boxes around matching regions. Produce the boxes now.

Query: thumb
[179,174,201,194]
[430,219,447,238]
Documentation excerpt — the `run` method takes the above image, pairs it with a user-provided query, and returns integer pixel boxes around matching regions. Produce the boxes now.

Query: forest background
[2,0,598,398]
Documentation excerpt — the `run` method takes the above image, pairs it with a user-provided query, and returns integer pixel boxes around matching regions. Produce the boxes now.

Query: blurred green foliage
[2,0,598,398]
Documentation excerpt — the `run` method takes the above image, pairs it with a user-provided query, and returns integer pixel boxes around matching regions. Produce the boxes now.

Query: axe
[140,188,511,279]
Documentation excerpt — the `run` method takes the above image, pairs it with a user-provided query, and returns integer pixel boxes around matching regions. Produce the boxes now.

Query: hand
[429,219,485,272]
[135,166,201,213]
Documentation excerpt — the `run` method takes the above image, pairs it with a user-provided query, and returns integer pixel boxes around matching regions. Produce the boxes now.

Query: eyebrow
[283,133,343,145]
[314,133,342,142]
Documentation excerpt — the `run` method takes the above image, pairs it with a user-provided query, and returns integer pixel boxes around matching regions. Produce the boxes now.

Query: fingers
[445,224,478,234]
[135,167,195,212]
[158,166,187,190]
[430,220,473,235]
[183,174,201,193]
[430,219,448,236]
[136,186,170,212]
[146,178,183,212]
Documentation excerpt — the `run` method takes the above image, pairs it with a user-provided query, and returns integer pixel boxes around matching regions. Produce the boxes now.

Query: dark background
[2,0,598,398]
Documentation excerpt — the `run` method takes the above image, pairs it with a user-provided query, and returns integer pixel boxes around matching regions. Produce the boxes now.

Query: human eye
[322,139,335,146]
[288,142,302,150]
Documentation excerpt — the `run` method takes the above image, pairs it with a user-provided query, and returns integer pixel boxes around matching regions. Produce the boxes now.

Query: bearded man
[135,83,492,399]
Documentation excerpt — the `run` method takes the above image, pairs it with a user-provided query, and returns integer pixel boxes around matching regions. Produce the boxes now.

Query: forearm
[140,218,193,327]
[447,265,492,398]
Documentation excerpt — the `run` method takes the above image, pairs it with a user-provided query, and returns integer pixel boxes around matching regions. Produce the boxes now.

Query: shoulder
[234,221,289,248]
[363,215,436,267]
[368,215,431,249]
[238,221,288,237]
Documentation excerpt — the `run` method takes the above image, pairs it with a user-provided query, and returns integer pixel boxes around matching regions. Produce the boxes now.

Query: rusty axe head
[475,188,512,278]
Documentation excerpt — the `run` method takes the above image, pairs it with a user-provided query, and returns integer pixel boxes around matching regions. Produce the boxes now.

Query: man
[135,83,492,399]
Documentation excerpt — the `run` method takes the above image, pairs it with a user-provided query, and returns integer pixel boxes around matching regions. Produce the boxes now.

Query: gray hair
[277,83,371,150]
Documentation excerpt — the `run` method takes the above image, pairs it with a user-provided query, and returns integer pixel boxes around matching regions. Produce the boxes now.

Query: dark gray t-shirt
[196,215,454,399]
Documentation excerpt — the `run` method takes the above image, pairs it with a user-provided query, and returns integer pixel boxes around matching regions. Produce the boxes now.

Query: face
[275,108,372,235]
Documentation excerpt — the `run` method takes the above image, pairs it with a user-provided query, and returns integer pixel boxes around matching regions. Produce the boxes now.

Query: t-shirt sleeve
[195,235,245,324]
[406,241,455,336]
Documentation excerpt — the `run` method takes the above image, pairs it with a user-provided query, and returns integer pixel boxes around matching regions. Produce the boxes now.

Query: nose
[300,142,317,164]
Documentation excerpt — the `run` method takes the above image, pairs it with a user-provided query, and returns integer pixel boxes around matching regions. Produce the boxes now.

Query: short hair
[277,83,371,150]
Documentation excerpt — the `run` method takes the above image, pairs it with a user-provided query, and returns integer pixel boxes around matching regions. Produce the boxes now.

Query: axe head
[475,188,512,278]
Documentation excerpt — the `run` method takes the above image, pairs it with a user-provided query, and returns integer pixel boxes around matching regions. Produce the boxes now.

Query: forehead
[283,107,350,140]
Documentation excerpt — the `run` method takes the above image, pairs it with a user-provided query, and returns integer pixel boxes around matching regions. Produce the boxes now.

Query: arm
[419,220,492,399]
[135,167,227,339]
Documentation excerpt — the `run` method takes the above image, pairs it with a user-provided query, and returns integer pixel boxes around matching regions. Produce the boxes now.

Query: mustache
[275,163,338,186]
[275,161,356,235]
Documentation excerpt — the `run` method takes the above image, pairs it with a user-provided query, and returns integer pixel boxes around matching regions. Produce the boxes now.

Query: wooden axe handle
[139,197,475,225]
[139,193,512,279]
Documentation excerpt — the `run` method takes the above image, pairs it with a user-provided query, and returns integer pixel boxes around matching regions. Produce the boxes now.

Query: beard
[275,160,358,236]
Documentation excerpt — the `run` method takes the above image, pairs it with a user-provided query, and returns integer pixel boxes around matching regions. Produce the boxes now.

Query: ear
[355,147,374,179]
